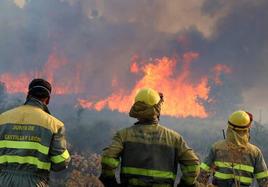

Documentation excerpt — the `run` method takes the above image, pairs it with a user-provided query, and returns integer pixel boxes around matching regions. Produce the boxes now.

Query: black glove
[177,180,196,187]
[99,175,120,187]
[159,92,164,102]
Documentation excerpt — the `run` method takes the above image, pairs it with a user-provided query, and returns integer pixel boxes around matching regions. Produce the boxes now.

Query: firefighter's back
[100,88,200,187]
[211,139,266,187]
[0,104,63,187]
[119,124,183,186]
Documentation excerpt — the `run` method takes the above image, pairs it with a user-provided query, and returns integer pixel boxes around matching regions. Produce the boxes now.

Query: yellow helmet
[135,88,160,106]
[228,110,253,129]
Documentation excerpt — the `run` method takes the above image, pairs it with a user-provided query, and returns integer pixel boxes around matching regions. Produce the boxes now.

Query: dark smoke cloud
[199,0,268,119]
[0,0,268,120]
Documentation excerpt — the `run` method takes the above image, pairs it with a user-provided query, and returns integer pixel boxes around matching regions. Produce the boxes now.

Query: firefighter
[198,110,268,187]
[0,79,71,187]
[99,88,200,187]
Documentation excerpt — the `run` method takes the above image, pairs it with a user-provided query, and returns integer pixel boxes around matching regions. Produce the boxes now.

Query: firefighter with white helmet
[198,110,268,187]
[100,88,200,186]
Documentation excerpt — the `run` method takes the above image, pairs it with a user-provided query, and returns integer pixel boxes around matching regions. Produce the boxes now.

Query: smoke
[1,0,268,120]
[200,0,268,120]
[0,82,23,112]
[0,83,6,111]
[13,0,26,8]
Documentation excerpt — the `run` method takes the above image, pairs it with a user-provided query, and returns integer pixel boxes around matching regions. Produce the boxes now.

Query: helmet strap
[228,121,251,129]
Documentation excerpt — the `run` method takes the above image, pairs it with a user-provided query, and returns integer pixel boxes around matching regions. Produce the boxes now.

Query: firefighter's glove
[177,180,197,187]
[159,92,164,102]
[99,175,119,187]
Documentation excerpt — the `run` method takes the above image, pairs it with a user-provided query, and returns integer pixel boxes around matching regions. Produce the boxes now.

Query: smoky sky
[0,0,268,120]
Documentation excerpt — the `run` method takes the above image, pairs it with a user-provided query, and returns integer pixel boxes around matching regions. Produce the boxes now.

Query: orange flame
[130,62,139,73]
[0,50,83,95]
[0,73,29,93]
[78,52,215,118]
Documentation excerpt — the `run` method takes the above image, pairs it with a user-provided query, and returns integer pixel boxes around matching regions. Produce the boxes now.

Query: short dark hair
[28,78,52,99]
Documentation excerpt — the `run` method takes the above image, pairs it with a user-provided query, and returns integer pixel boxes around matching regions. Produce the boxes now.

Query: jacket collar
[134,119,159,125]
[226,126,249,147]
[24,97,51,114]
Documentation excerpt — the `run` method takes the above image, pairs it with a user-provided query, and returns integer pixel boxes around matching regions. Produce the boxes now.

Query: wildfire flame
[0,50,83,95]
[78,52,227,118]
[0,49,231,118]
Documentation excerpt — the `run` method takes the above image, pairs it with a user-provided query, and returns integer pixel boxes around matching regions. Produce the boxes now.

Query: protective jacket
[198,127,268,187]
[0,98,71,187]
[100,101,200,187]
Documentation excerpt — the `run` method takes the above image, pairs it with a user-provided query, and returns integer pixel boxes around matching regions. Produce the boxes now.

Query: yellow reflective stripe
[255,171,268,179]
[0,155,51,170]
[51,150,70,164]
[200,162,211,172]
[214,161,254,173]
[182,176,196,185]
[121,167,176,179]
[181,165,200,173]
[214,171,253,184]
[0,140,49,155]
[101,156,120,168]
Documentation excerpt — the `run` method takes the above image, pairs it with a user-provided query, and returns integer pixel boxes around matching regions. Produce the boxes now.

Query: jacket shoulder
[158,124,181,138]
[0,106,22,124]
[45,112,64,132]
[0,105,64,133]
[247,143,262,156]
[22,105,64,133]
[211,140,227,150]
[120,124,181,138]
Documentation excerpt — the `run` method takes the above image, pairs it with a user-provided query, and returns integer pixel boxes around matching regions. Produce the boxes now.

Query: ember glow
[0,50,83,95]
[78,52,229,118]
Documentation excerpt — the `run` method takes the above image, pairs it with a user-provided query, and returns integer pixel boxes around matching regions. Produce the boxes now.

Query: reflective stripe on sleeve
[255,171,268,179]
[0,155,51,170]
[214,161,254,173]
[200,162,211,172]
[181,165,200,173]
[214,171,253,184]
[121,167,176,179]
[101,156,120,168]
[0,140,49,155]
[51,150,70,164]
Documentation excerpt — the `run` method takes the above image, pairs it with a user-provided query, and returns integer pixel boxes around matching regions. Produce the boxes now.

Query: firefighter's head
[129,88,164,122]
[135,88,161,106]
[27,78,52,105]
[228,110,253,130]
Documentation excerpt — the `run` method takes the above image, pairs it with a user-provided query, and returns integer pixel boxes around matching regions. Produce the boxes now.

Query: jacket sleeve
[254,149,268,187]
[100,131,123,186]
[49,126,71,171]
[176,135,200,187]
[197,147,215,185]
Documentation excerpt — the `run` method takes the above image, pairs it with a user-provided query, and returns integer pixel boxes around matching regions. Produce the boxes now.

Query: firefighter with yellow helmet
[99,88,200,187]
[198,110,268,187]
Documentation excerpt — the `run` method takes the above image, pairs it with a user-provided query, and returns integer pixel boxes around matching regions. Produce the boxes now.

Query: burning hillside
[78,52,231,118]
[0,48,231,118]
[0,49,83,95]
[0,0,267,121]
